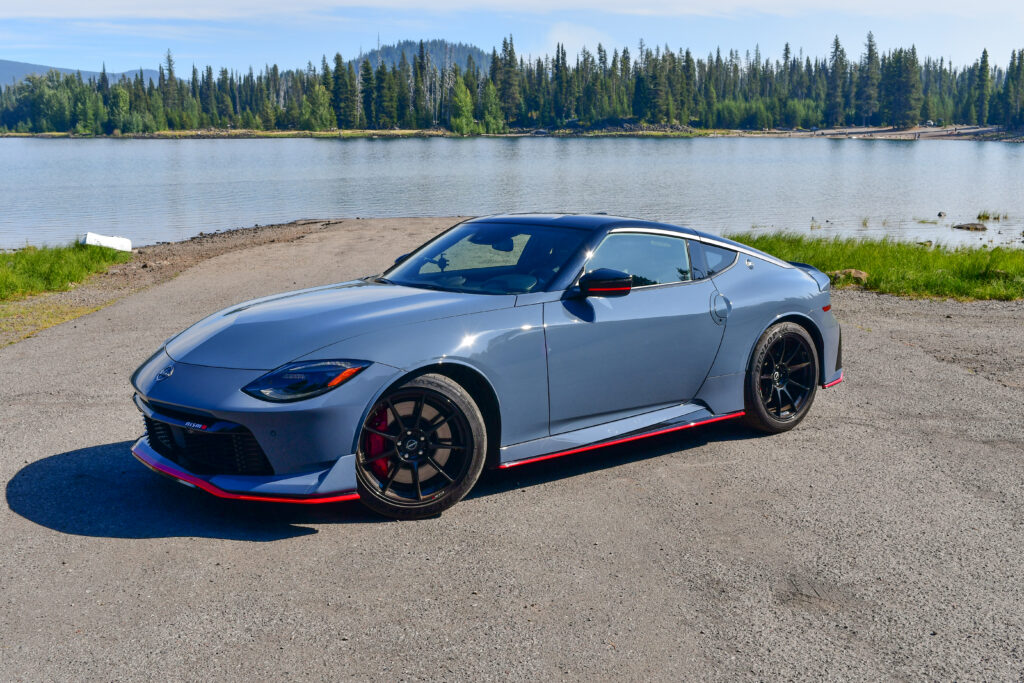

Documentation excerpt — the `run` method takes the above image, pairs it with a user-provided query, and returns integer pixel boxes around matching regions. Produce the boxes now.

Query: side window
[703,245,737,277]
[586,233,692,287]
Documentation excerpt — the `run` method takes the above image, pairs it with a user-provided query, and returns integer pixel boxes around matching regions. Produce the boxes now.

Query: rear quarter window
[703,245,737,276]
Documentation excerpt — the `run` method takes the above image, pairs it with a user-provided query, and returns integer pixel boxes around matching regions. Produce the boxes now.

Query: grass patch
[977,210,1009,221]
[726,232,1024,300]
[0,298,102,346]
[0,243,132,301]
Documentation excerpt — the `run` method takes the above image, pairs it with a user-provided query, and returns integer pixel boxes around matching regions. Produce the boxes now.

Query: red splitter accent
[823,370,844,389]
[133,447,359,504]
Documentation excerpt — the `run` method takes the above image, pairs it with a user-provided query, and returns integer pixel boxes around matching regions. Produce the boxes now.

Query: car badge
[155,364,175,382]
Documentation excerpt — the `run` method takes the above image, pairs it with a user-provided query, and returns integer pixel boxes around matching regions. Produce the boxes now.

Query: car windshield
[383,222,590,294]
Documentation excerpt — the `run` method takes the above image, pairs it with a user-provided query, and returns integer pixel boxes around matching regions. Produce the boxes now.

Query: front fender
[301,304,549,448]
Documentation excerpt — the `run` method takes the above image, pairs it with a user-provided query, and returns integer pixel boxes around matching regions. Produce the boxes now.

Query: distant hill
[353,40,491,72]
[0,41,488,88]
[0,59,160,86]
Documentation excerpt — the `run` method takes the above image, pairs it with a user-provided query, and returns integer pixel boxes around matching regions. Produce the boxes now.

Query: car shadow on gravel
[5,441,380,541]
[7,423,764,541]
[470,421,765,500]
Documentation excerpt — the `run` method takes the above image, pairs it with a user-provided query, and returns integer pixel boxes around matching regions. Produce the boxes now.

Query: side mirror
[394,253,410,265]
[578,268,632,297]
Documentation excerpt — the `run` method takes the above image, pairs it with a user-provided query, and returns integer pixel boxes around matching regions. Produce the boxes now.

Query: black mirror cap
[578,268,632,297]
[394,253,410,265]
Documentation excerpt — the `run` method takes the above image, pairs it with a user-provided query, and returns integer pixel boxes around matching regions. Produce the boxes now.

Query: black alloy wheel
[355,374,486,519]
[744,322,819,433]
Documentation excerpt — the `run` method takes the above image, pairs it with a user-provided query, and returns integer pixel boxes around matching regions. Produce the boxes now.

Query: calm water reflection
[1,136,1022,249]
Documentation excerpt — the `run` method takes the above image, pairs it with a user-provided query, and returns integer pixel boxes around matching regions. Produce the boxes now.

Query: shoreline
[1,124,1019,142]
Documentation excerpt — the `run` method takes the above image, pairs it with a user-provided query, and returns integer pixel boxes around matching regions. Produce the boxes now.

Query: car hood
[165,280,514,369]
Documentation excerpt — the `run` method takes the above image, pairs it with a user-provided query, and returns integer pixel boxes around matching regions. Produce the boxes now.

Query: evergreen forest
[2,34,1023,135]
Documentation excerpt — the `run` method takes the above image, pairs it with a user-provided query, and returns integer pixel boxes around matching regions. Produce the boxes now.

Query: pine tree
[825,36,847,127]
[413,42,430,127]
[498,36,521,123]
[397,51,413,128]
[856,32,881,126]
[320,55,333,94]
[359,59,375,128]
[331,53,347,128]
[98,63,110,106]
[345,62,360,128]
[162,50,178,117]
[884,47,924,128]
[977,49,991,125]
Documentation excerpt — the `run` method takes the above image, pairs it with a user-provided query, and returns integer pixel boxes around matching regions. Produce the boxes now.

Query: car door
[543,230,725,435]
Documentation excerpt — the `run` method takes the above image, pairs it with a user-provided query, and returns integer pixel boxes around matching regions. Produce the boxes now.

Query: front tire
[744,322,819,433]
[355,374,486,519]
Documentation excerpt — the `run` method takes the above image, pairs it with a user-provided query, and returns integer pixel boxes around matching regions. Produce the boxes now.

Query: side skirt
[498,410,745,469]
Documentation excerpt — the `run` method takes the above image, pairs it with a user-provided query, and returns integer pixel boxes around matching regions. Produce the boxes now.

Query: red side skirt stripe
[498,411,746,469]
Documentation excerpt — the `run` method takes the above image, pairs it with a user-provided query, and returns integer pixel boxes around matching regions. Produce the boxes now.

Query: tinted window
[585,233,692,287]
[703,244,737,276]
[385,222,589,294]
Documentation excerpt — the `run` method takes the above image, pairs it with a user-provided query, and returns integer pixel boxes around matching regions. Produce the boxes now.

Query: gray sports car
[131,214,843,519]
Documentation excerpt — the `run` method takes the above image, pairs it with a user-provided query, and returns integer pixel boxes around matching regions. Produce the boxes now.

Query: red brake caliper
[366,408,391,478]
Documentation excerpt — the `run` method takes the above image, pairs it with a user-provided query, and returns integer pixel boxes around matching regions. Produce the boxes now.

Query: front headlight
[242,360,370,402]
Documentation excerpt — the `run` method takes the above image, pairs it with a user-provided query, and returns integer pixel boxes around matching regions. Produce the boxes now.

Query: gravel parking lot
[2,217,1022,680]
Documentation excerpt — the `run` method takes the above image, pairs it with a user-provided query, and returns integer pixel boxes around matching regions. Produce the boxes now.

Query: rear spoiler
[788,261,831,292]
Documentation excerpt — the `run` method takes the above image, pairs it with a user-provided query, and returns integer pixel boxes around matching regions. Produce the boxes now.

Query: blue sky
[2,1,1020,74]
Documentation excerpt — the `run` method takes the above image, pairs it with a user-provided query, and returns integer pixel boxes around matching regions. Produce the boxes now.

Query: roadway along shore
[1,216,1022,679]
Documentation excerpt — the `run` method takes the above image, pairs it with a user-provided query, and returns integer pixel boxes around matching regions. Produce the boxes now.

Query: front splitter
[131,438,360,504]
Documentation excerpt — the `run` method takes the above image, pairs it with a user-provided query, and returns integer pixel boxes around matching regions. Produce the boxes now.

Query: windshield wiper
[405,282,450,292]
[371,276,452,292]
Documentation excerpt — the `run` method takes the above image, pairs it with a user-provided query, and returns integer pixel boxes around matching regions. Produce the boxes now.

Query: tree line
[2,34,1023,135]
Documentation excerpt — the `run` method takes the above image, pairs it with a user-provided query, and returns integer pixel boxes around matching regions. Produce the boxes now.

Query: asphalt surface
[2,217,1022,681]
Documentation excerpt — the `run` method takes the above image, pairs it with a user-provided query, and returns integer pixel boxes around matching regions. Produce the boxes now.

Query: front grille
[143,415,274,476]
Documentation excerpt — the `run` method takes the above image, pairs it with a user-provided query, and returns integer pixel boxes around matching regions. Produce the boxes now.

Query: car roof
[468,213,699,237]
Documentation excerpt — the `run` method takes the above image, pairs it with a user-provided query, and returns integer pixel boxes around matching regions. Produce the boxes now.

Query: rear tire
[744,322,819,434]
[355,374,487,520]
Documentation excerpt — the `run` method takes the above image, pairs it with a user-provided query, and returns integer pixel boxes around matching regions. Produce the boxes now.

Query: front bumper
[132,436,360,503]
[132,350,403,474]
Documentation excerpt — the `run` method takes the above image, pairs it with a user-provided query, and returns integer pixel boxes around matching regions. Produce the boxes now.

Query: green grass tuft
[726,232,1024,301]
[976,210,1009,221]
[0,242,132,301]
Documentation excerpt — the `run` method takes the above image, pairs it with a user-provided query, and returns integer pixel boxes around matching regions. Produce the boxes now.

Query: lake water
[1,136,1022,250]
